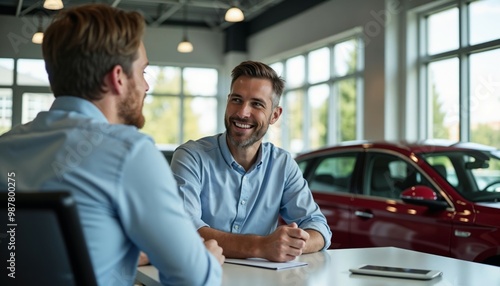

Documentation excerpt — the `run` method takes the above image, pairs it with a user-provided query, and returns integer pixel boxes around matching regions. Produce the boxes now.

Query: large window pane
[427,58,459,140]
[334,39,357,76]
[0,89,12,134]
[17,59,49,86]
[470,48,500,147]
[265,111,283,148]
[286,56,305,89]
[427,8,458,55]
[0,59,14,85]
[146,66,181,95]
[183,68,217,96]
[470,0,500,45]
[308,84,329,149]
[22,93,53,123]
[286,90,305,154]
[269,62,284,78]
[338,79,357,142]
[183,97,217,141]
[142,95,180,144]
[308,48,330,84]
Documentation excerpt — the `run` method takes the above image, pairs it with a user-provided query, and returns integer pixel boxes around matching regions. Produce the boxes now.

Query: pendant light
[43,0,64,10]
[177,4,193,53]
[32,16,44,44]
[225,2,244,22]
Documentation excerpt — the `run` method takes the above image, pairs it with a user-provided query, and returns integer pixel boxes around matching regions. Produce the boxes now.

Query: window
[17,59,49,86]
[269,33,364,155]
[142,66,218,145]
[0,58,14,85]
[1,60,218,144]
[0,89,12,134]
[22,93,54,123]
[365,153,434,200]
[309,154,356,194]
[419,0,500,148]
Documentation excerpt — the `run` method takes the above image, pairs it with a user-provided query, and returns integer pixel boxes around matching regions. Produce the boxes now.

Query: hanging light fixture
[177,36,193,53]
[43,0,64,10]
[32,16,44,44]
[177,4,193,53]
[225,5,244,22]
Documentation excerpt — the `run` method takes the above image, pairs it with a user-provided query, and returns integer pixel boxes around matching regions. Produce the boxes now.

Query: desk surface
[136,247,500,286]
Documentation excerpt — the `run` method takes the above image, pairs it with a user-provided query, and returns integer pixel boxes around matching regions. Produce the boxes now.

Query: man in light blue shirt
[171,61,332,262]
[0,4,223,286]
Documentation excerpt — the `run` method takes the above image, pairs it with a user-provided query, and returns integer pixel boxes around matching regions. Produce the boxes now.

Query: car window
[365,153,435,200]
[423,150,500,202]
[425,156,459,187]
[309,154,356,194]
[297,160,308,174]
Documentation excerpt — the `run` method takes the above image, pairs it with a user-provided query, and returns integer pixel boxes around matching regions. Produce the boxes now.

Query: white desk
[136,247,500,286]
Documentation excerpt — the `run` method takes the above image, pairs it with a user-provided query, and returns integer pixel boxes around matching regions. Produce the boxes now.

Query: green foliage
[141,68,181,144]
[471,123,500,148]
[431,84,449,139]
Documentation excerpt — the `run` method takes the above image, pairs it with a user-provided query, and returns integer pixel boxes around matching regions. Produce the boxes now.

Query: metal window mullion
[281,60,290,151]
[303,54,310,151]
[179,68,185,144]
[418,12,428,140]
[356,36,364,140]
[459,0,470,141]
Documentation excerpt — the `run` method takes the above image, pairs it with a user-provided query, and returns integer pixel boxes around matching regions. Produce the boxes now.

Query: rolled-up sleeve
[281,158,332,250]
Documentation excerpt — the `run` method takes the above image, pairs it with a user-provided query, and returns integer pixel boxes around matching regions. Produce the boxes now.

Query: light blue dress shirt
[0,96,221,286]
[171,133,332,249]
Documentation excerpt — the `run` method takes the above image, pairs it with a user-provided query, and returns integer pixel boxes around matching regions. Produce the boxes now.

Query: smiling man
[171,61,332,262]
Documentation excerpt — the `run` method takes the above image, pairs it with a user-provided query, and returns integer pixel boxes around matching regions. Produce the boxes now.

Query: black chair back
[0,191,97,286]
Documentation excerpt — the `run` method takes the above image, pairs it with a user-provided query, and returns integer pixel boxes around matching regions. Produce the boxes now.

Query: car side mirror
[401,185,448,210]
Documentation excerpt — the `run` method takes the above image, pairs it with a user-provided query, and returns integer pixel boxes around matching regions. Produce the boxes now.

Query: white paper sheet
[225,258,308,270]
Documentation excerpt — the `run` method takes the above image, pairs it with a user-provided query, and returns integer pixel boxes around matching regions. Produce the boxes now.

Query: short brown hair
[230,61,285,108]
[42,4,145,100]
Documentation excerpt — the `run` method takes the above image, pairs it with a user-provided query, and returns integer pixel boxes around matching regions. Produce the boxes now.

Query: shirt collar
[218,131,264,173]
[50,96,109,123]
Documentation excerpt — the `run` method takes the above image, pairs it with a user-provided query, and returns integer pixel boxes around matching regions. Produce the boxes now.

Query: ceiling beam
[111,0,122,8]
[15,0,24,17]
[150,3,183,27]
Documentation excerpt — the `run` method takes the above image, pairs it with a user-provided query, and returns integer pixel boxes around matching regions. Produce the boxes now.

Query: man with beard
[0,4,223,286]
[170,61,332,262]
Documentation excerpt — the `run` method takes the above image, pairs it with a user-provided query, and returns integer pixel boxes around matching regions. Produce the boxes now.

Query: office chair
[0,191,97,286]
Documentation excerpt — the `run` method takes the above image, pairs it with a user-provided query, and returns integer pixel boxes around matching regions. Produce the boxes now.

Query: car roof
[295,139,498,159]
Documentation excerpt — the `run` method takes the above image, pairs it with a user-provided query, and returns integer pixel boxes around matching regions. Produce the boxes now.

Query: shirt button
[234,225,239,230]
[241,200,246,205]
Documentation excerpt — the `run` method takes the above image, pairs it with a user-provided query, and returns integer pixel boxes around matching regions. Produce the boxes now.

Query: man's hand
[204,239,225,265]
[138,251,150,266]
[260,222,310,262]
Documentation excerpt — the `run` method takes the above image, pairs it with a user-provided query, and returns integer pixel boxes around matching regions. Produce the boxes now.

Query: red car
[295,140,500,266]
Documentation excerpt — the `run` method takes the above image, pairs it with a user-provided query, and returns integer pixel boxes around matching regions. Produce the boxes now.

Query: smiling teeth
[235,122,251,129]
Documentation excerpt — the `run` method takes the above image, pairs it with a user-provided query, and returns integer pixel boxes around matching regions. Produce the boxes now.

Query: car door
[349,151,454,257]
[303,152,360,249]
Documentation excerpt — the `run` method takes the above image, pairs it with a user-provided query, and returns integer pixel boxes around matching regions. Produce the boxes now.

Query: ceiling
[0,0,288,30]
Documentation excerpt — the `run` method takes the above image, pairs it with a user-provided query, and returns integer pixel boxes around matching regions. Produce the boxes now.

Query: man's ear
[270,106,282,125]
[104,65,126,95]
